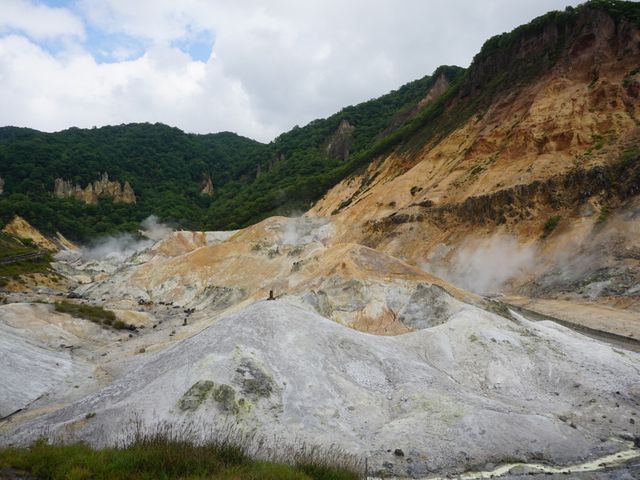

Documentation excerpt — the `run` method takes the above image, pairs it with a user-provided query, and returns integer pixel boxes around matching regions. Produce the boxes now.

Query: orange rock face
[308,9,640,298]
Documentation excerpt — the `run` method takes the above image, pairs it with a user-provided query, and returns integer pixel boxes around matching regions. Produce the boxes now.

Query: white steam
[529,209,640,298]
[280,217,333,246]
[80,234,154,262]
[282,218,303,246]
[422,207,640,299]
[423,235,537,295]
[140,215,173,241]
[79,215,172,262]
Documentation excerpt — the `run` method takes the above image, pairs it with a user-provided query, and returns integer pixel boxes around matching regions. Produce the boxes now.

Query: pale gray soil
[3,301,639,477]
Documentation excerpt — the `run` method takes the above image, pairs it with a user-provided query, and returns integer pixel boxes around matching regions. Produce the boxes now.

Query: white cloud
[0,0,582,141]
[78,0,207,42]
[0,35,271,138]
[0,0,84,41]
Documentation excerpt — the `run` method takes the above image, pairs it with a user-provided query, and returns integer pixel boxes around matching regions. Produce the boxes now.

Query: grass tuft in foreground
[0,423,362,480]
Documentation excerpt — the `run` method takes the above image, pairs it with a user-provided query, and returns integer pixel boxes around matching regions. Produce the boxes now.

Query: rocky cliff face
[53,173,136,204]
[199,173,214,196]
[374,69,460,142]
[459,5,639,105]
[417,72,450,109]
[325,119,354,161]
[310,3,640,303]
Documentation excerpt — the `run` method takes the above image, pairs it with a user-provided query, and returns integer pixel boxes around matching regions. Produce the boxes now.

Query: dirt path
[503,296,640,352]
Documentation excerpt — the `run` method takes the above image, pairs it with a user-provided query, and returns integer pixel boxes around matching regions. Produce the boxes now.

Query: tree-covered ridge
[0,66,463,238]
[0,124,267,238]
[219,0,640,225]
[2,0,636,241]
[476,0,640,62]
[370,0,640,164]
[207,65,466,228]
[0,124,265,194]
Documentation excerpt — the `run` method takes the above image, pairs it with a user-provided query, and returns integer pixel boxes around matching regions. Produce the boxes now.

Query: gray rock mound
[3,301,639,477]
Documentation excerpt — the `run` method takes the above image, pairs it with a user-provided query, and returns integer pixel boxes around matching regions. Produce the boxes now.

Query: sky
[0,0,583,142]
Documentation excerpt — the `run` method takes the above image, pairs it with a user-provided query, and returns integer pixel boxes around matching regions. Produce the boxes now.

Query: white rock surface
[0,304,95,418]
[3,217,640,478]
[4,301,639,477]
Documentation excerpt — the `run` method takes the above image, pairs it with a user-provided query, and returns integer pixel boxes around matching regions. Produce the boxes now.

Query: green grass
[0,232,52,281]
[543,216,561,236]
[591,134,605,150]
[0,257,52,278]
[0,437,362,480]
[54,301,126,329]
[623,67,639,89]
[597,204,611,224]
[0,232,35,258]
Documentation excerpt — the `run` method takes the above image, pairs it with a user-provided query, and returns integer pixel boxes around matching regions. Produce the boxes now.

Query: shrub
[469,164,485,176]
[54,301,124,330]
[0,233,52,279]
[543,216,561,236]
[597,204,611,224]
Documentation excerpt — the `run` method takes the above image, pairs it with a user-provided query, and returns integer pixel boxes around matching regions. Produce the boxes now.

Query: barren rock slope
[4,301,640,477]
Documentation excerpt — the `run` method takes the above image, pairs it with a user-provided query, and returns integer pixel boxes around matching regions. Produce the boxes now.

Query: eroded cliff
[53,173,136,205]
[310,3,640,305]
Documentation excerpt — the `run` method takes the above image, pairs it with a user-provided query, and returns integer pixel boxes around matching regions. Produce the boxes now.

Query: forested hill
[2,0,639,242]
[0,66,463,240]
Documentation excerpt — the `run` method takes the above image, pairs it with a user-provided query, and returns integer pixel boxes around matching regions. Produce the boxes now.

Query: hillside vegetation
[0,67,462,240]
[0,232,51,283]
[1,0,638,241]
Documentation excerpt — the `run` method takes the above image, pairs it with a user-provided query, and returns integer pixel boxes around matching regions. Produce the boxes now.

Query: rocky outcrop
[0,176,4,195]
[325,119,354,161]
[373,68,463,142]
[122,181,135,203]
[2,216,58,252]
[417,73,450,109]
[256,154,285,178]
[312,4,640,224]
[53,173,136,204]
[461,5,640,105]
[200,173,214,196]
[362,158,640,237]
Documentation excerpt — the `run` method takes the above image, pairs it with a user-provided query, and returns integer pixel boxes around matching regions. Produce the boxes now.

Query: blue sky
[0,0,581,141]
[18,0,214,62]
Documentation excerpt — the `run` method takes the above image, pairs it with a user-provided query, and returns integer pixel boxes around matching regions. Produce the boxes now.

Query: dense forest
[0,66,463,240]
